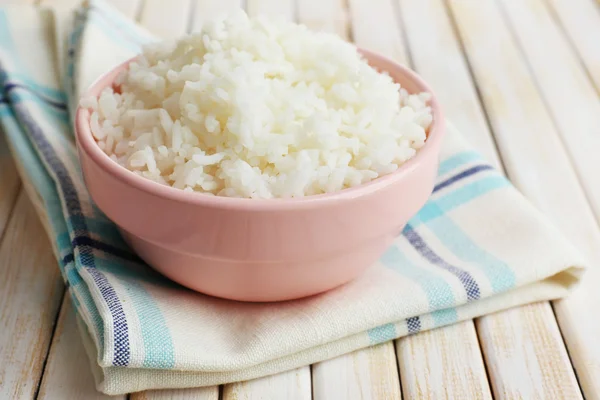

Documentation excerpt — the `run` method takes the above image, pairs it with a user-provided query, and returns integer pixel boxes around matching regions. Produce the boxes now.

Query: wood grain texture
[222,368,311,400]
[397,322,492,399]
[37,296,124,400]
[131,387,218,400]
[399,1,584,399]
[398,0,501,166]
[246,0,294,20]
[348,2,492,398]
[499,0,600,225]
[545,0,600,92]
[103,0,143,20]
[448,0,600,398]
[348,0,408,65]
[297,0,349,39]
[0,191,64,399]
[0,133,21,242]
[190,0,243,32]
[139,0,193,38]
[477,303,581,400]
[312,342,401,400]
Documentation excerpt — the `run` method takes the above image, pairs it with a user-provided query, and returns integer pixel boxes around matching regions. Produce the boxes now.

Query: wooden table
[1,0,600,398]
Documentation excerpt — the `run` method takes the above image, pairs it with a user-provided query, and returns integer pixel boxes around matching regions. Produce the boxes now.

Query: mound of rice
[83,11,433,199]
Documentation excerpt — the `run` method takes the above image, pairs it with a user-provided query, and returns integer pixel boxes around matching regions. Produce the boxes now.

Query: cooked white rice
[82,11,433,199]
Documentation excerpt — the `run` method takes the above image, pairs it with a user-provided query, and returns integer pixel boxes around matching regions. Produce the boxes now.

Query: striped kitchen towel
[0,1,586,395]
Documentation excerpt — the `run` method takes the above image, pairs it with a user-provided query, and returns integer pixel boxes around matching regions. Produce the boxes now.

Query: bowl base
[119,229,396,302]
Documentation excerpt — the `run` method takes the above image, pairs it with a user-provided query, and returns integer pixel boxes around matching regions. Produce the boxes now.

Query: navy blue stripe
[62,237,141,266]
[63,253,75,265]
[407,316,421,334]
[403,224,481,301]
[3,82,68,111]
[434,164,494,193]
[4,89,131,366]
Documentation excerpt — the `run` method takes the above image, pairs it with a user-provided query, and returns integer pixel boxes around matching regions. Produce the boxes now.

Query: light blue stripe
[412,175,509,227]
[4,92,69,124]
[417,215,516,293]
[438,151,483,176]
[4,89,67,111]
[430,308,459,326]
[367,323,396,344]
[410,174,516,293]
[94,258,176,369]
[381,245,458,326]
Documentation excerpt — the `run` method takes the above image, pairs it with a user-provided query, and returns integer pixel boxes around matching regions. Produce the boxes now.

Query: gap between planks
[0,190,64,400]
[398,0,584,398]
[447,0,600,398]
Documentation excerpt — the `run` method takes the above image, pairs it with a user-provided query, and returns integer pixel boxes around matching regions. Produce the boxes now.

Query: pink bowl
[75,49,445,302]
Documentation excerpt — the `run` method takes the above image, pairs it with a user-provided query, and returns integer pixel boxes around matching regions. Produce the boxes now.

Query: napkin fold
[0,1,586,395]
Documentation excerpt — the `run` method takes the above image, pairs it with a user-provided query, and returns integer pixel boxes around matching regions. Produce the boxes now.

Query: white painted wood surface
[223,367,311,400]
[104,0,142,20]
[348,0,408,65]
[297,0,348,39]
[247,0,294,20]
[545,0,600,92]
[0,192,64,399]
[190,0,243,32]
[351,2,493,398]
[131,387,218,400]
[448,0,600,398]
[477,303,582,399]
[499,0,600,223]
[397,322,492,399]
[397,1,585,398]
[139,0,193,39]
[312,342,402,400]
[398,0,501,166]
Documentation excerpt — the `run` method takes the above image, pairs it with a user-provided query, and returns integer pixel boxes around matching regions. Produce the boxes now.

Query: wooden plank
[139,0,192,39]
[396,322,492,399]
[223,368,311,400]
[37,296,124,400]
[477,303,581,399]
[246,0,294,20]
[448,0,600,398]
[103,0,143,20]
[0,190,64,399]
[395,1,583,398]
[398,0,500,166]
[348,0,408,65]
[545,0,600,92]
[297,0,349,39]
[0,133,21,242]
[131,387,218,400]
[190,0,243,32]
[499,0,600,225]
[290,4,405,399]
[312,342,401,400]
[345,2,493,397]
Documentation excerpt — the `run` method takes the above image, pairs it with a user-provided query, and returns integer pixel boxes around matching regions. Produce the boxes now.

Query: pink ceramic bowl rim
[75,48,444,211]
